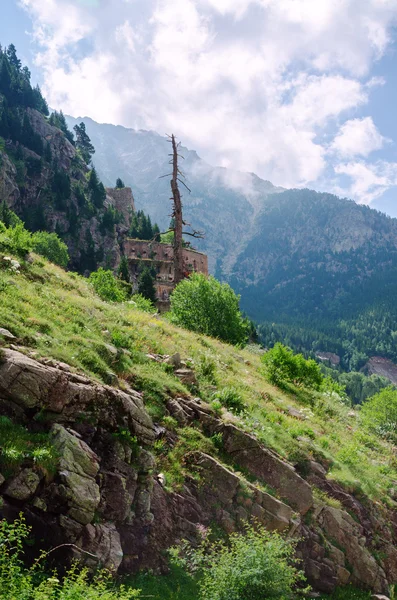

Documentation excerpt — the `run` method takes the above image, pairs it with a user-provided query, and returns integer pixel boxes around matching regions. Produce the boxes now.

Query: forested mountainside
[66,117,397,372]
[0,45,126,273]
[230,189,397,370]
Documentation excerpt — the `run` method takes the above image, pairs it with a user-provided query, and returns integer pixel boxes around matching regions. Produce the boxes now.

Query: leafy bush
[0,515,140,599]
[170,273,248,345]
[213,386,245,414]
[130,293,155,312]
[31,231,69,267]
[0,222,32,256]
[361,387,397,442]
[171,524,305,600]
[89,268,128,302]
[261,343,323,389]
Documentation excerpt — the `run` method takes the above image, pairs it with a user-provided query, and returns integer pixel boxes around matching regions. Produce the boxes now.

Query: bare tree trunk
[171,134,184,285]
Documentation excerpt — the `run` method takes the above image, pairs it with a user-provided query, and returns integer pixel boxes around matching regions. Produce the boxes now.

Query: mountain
[231,188,397,369]
[65,115,284,275]
[66,116,397,370]
[0,46,130,273]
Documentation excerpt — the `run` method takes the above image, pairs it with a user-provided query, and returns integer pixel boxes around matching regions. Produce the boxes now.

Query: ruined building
[110,186,208,308]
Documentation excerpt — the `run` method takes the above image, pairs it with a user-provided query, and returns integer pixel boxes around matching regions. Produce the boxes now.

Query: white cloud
[19,0,397,199]
[331,117,386,159]
[335,160,397,204]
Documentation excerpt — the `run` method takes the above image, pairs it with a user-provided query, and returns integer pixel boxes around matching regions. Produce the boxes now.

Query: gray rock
[5,469,40,500]
[0,327,16,340]
[174,368,198,386]
[79,523,123,571]
[163,353,182,369]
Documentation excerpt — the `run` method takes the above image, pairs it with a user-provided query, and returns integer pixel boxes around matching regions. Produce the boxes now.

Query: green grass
[124,565,199,599]
[0,250,396,505]
[0,416,57,478]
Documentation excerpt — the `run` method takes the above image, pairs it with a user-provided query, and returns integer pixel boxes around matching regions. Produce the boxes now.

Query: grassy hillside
[1,250,396,506]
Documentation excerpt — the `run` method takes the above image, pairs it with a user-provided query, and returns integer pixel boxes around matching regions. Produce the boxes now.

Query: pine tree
[88,167,106,209]
[118,255,130,282]
[74,122,95,164]
[138,267,157,303]
[6,44,21,70]
[116,178,125,189]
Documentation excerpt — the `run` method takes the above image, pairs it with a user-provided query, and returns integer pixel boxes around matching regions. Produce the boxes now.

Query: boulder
[51,425,100,525]
[0,328,16,340]
[163,353,182,369]
[174,368,197,386]
[4,469,40,501]
[58,471,100,525]
[51,424,100,479]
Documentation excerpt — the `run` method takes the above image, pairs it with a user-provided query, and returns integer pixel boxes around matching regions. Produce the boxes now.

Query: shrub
[213,386,245,414]
[171,524,305,600]
[0,222,32,256]
[261,343,322,389]
[361,387,397,442]
[89,268,128,302]
[0,515,140,599]
[169,273,249,345]
[31,231,69,267]
[130,293,155,313]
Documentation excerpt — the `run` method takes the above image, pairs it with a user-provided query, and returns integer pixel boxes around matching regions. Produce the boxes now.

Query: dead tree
[171,134,184,285]
[159,134,204,285]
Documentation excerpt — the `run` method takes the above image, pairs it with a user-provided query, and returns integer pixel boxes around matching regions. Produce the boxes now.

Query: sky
[2,0,397,216]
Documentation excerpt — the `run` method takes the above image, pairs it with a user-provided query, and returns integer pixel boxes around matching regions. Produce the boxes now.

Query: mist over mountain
[65,115,284,275]
[65,116,397,369]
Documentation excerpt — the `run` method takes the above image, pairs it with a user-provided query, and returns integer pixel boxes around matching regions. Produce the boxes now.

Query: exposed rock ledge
[0,349,395,592]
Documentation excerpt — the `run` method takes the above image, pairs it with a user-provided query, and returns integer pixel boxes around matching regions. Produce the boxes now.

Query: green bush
[171,524,305,600]
[361,387,397,442]
[130,293,155,313]
[170,273,248,345]
[0,222,32,256]
[213,386,245,414]
[0,515,140,599]
[89,268,128,302]
[261,343,323,389]
[31,231,69,267]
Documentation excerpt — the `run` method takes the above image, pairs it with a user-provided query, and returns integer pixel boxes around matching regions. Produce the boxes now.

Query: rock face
[365,356,397,385]
[0,348,396,592]
[0,108,126,274]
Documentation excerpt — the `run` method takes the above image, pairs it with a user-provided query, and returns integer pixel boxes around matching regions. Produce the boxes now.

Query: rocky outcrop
[0,348,396,591]
[365,356,397,385]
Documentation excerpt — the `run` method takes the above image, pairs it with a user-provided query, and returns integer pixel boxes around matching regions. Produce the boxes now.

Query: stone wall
[106,187,135,230]
[123,238,209,304]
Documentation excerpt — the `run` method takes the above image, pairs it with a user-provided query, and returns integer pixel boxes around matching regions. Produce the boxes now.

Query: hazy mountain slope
[230,188,397,367]
[65,116,283,274]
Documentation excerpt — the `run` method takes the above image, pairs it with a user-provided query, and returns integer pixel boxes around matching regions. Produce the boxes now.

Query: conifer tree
[74,122,95,164]
[138,266,157,303]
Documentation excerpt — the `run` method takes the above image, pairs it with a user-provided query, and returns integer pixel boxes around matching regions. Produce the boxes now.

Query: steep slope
[64,116,397,370]
[65,116,283,274]
[0,47,131,273]
[1,247,397,593]
[229,189,397,368]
